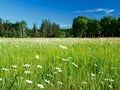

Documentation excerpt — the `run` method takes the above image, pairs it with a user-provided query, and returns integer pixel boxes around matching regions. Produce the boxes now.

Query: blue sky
[0,0,120,28]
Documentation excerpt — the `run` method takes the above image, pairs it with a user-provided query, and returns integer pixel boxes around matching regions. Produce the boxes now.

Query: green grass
[0,38,120,90]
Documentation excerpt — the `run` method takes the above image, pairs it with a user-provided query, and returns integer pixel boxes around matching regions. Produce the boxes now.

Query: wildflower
[45,79,50,84]
[56,67,62,73]
[91,77,96,80]
[50,83,54,86]
[72,62,78,68]
[99,71,103,74]
[24,71,31,74]
[37,65,43,69]
[81,81,87,85]
[2,68,8,71]
[23,64,31,68]
[105,78,109,81]
[37,84,44,88]
[12,65,17,69]
[94,64,98,67]
[109,79,114,82]
[91,73,95,77]
[36,55,39,59]
[62,58,69,62]
[26,80,33,84]
[108,85,113,88]
[100,81,104,84]
[0,78,2,81]
[46,74,53,77]
[111,67,115,70]
[59,45,67,50]
[58,81,63,85]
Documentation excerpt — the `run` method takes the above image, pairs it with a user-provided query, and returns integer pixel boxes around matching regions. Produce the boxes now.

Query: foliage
[87,19,101,37]
[72,15,120,37]
[72,16,88,37]
[100,16,118,37]
[40,20,60,37]
[0,15,120,38]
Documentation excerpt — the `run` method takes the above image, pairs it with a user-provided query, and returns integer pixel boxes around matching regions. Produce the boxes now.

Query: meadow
[0,38,120,90]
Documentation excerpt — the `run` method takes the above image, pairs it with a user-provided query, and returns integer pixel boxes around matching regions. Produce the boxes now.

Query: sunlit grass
[0,38,120,90]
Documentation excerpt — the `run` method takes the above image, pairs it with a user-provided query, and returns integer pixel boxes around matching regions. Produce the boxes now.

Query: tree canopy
[72,15,120,37]
[0,15,120,38]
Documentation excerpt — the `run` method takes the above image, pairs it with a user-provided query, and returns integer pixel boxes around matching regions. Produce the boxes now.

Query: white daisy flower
[100,81,104,84]
[2,68,8,71]
[111,67,115,70]
[37,84,44,88]
[81,81,87,85]
[56,67,62,73]
[62,58,69,62]
[108,85,113,88]
[59,45,67,50]
[58,81,63,85]
[45,79,50,84]
[105,78,109,81]
[99,71,103,74]
[91,73,95,77]
[91,77,96,80]
[24,71,31,74]
[50,83,54,86]
[46,74,53,77]
[23,64,31,68]
[72,62,78,68]
[36,55,39,59]
[94,64,98,67]
[37,65,43,69]
[0,78,2,81]
[25,80,33,84]
[12,65,17,69]
[109,79,114,82]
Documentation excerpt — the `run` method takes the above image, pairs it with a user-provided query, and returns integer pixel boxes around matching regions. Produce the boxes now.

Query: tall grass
[0,38,120,90]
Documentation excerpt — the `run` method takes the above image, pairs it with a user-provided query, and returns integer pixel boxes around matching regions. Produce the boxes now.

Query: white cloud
[105,9,115,14]
[73,8,115,14]
[60,24,72,28]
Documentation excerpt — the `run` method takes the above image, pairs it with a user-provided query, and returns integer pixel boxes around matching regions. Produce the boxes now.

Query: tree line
[0,15,120,38]
[72,15,120,37]
[0,19,61,38]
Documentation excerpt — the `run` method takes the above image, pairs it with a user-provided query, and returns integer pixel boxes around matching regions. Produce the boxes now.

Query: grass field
[0,38,120,90]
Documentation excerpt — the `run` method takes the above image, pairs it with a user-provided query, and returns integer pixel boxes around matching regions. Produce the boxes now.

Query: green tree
[8,23,16,37]
[60,28,72,37]
[51,23,60,37]
[33,23,39,37]
[100,15,118,37]
[15,21,22,37]
[20,20,27,37]
[4,20,9,37]
[117,15,120,36]
[72,16,88,37]
[40,20,47,37]
[0,18,4,36]
[87,19,101,37]
[40,19,60,37]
